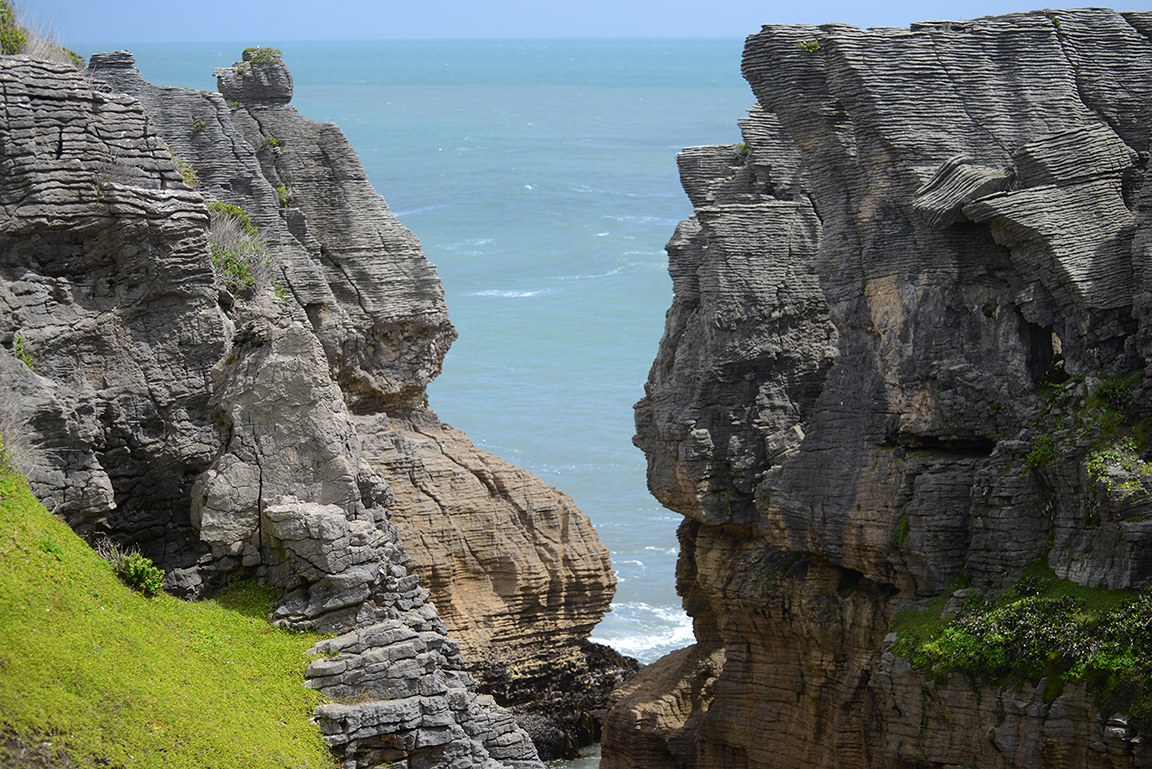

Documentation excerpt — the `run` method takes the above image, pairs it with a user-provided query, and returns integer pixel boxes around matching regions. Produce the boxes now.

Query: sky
[16,0,1129,45]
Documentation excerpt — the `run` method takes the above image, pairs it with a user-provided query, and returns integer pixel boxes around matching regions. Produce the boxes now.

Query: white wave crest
[468,288,552,298]
[590,601,695,664]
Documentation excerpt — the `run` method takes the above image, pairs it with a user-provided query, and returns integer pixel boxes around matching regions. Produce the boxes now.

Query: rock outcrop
[605,9,1152,769]
[0,48,624,764]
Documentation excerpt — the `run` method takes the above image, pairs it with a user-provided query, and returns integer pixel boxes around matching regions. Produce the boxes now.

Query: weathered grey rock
[606,9,1152,769]
[190,321,362,552]
[308,618,542,769]
[0,47,615,769]
[913,154,1014,229]
[80,50,623,736]
[0,55,228,571]
[214,47,293,106]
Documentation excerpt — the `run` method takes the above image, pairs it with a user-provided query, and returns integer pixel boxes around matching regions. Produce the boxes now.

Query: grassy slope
[0,469,335,769]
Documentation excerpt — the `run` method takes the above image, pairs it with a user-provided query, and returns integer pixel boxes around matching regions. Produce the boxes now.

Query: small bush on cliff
[0,462,334,767]
[169,147,201,189]
[244,46,281,66]
[0,0,26,55]
[893,562,1152,731]
[0,0,81,66]
[206,200,282,300]
[99,542,165,596]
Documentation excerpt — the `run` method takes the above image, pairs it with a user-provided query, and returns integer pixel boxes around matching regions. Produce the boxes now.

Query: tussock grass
[0,465,335,768]
[0,0,81,66]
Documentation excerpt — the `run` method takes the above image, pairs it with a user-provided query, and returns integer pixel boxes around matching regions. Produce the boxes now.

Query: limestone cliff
[80,52,620,697]
[605,9,1152,769]
[0,47,623,765]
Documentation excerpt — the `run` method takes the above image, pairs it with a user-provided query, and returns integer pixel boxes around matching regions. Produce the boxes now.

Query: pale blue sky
[17,1,1125,45]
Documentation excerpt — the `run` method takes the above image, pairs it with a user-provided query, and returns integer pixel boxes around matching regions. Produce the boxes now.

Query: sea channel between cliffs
[4,8,1152,769]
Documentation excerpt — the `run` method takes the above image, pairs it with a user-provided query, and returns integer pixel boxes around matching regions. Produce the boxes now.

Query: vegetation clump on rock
[893,563,1152,731]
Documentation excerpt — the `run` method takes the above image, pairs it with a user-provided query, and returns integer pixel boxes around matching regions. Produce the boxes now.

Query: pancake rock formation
[0,47,623,765]
[604,9,1152,769]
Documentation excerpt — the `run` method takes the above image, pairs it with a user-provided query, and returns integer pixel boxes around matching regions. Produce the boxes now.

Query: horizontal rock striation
[0,55,227,564]
[606,9,1152,769]
[1,48,623,766]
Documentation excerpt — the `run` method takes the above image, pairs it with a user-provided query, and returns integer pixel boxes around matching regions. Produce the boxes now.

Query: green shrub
[192,118,207,132]
[206,200,283,301]
[0,0,27,55]
[276,184,291,208]
[1095,372,1142,412]
[1025,435,1055,469]
[797,39,820,53]
[113,552,164,596]
[206,200,257,236]
[262,134,282,150]
[14,334,32,369]
[243,46,281,66]
[895,564,1151,731]
[168,147,200,189]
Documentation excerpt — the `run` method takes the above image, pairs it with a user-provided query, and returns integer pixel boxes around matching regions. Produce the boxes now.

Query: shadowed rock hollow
[604,9,1152,769]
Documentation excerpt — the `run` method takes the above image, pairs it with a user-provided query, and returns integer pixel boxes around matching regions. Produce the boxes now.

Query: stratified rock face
[215,47,293,107]
[1,52,548,769]
[1,48,621,764]
[78,51,616,689]
[0,55,228,570]
[355,410,616,662]
[607,9,1152,769]
[89,49,457,416]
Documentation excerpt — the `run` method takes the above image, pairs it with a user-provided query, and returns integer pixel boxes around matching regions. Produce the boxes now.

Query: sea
[76,35,754,726]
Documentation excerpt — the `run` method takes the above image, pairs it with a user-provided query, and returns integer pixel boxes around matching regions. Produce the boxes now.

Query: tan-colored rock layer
[606,10,1152,769]
[356,409,615,661]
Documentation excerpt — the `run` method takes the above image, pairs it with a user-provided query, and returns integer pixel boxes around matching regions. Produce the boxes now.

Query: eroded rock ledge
[605,9,1152,769]
[0,48,627,765]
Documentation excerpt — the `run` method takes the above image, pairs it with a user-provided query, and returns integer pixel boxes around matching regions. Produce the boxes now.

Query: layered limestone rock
[0,55,228,569]
[1,48,623,763]
[606,9,1152,769]
[1,52,547,769]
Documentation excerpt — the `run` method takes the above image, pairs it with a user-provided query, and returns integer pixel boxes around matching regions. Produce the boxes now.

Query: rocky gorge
[0,46,632,766]
[603,8,1152,769]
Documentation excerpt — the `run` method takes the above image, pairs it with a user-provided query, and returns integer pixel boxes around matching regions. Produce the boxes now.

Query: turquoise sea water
[79,39,755,665]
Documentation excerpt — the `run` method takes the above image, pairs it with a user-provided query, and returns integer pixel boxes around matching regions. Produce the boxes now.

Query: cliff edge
[605,9,1152,769]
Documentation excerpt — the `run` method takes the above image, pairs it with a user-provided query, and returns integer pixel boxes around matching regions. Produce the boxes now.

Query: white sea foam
[391,203,450,217]
[468,288,553,298]
[603,213,681,226]
[544,266,624,282]
[591,601,695,663]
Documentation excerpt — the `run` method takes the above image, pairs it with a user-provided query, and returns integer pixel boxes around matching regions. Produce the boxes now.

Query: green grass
[0,466,335,768]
